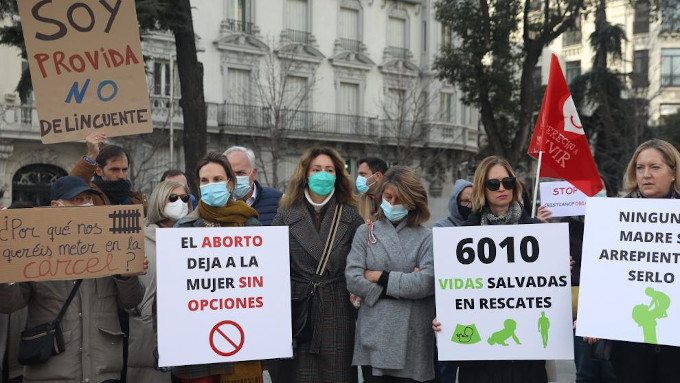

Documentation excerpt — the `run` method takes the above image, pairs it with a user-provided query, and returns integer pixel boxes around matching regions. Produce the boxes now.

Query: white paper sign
[539,181,587,217]
[156,226,293,367]
[433,224,573,360]
[577,198,680,346]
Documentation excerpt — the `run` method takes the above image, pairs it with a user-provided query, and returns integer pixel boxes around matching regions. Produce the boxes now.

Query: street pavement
[263,360,576,382]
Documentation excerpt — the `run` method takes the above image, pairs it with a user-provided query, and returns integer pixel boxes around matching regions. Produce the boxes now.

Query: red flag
[528,54,603,196]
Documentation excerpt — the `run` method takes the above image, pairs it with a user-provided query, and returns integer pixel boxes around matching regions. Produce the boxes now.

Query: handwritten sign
[539,180,587,217]
[17,0,152,144]
[156,226,293,367]
[0,205,145,283]
[433,224,573,360]
[577,198,680,346]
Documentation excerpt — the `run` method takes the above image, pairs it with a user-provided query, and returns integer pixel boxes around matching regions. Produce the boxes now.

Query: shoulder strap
[56,279,82,322]
[315,204,344,275]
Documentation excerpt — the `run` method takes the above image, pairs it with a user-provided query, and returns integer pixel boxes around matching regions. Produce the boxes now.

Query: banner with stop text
[433,223,573,360]
[0,205,145,283]
[577,198,680,347]
[156,226,292,367]
[539,180,588,217]
[17,0,152,144]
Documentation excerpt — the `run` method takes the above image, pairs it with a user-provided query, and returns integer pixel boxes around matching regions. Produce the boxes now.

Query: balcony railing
[386,46,409,60]
[339,38,362,52]
[286,29,311,44]
[223,18,254,34]
[216,103,478,150]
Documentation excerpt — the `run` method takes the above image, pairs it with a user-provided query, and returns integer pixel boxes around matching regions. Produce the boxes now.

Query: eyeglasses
[168,194,190,203]
[484,177,516,191]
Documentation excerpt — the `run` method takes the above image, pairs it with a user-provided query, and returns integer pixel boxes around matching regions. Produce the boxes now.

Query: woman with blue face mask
[174,152,261,383]
[270,147,364,383]
[346,166,436,383]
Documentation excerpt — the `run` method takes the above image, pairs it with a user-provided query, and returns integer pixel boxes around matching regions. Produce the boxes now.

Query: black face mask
[458,205,472,220]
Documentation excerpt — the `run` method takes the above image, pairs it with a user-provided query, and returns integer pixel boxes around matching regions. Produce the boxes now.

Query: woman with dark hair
[584,139,680,383]
[173,152,261,383]
[272,146,364,383]
[346,166,436,382]
[434,156,546,383]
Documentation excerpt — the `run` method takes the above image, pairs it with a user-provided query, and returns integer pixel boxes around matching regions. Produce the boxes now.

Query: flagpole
[531,151,543,218]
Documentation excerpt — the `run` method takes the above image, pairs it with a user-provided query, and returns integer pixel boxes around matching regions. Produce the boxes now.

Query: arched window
[12,164,67,206]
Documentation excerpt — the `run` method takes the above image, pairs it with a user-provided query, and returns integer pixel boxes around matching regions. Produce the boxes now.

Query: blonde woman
[129,180,190,382]
[434,156,545,383]
[585,139,680,383]
[272,147,364,383]
[346,166,436,382]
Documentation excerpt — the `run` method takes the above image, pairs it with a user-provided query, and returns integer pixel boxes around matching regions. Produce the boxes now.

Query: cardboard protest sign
[577,198,680,346]
[0,205,145,283]
[539,180,587,217]
[433,224,573,360]
[17,0,152,144]
[156,226,293,367]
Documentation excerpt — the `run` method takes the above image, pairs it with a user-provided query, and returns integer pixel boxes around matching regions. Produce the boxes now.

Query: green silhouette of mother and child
[632,287,671,344]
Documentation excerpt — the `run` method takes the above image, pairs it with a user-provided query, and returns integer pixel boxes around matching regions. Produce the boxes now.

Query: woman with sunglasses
[434,156,545,383]
[174,152,261,383]
[129,179,190,382]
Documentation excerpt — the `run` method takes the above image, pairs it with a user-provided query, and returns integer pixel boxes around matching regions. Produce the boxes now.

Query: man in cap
[0,176,145,383]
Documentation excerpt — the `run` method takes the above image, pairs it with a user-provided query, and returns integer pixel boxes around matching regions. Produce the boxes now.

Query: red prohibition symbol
[209,320,245,357]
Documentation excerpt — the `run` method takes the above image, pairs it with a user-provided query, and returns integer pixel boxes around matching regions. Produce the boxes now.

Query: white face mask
[164,199,189,221]
[57,201,93,207]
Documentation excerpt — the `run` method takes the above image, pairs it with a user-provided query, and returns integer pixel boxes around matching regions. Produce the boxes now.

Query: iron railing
[339,38,362,52]
[224,18,254,34]
[386,46,409,60]
[286,29,311,44]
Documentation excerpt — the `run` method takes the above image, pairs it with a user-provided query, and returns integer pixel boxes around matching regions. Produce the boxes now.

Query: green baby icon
[632,287,671,344]
[487,319,521,346]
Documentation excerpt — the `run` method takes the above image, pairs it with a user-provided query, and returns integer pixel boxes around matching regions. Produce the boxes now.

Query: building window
[422,21,427,52]
[12,164,67,207]
[441,23,452,48]
[225,0,252,34]
[661,0,680,33]
[339,6,360,51]
[284,75,310,108]
[439,92,454,122]
[633,1,650,34]
[227,68,252,103]
[662,49,680,87]
[562,16,581,46]
[632,50,649,88]
[565,61,581,85]
[286,0,310,43]
[152,61,180,97]
[387,16,408,59]
[385,87,406,118]
[338,82,359,115]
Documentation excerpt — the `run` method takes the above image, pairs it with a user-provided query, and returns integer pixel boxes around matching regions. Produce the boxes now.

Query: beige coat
[127,224,171,382]
[0,276,144,383]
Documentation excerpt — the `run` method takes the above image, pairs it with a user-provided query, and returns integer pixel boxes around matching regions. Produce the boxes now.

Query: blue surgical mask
[381,199,408,222]
[356,174,376,194]
[308,172,336,196]
[594,188,607,198]
[232,175,252,200]
[200,182,230,207]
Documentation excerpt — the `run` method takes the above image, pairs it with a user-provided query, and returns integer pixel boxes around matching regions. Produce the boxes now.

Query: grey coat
[0,277,144,383]
[345,219,435,382]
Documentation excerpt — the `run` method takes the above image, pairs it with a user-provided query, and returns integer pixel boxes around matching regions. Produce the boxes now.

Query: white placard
[577,198,680,346]
[156,226,293,367]
[539,181,587,217]
[434,224,573,361]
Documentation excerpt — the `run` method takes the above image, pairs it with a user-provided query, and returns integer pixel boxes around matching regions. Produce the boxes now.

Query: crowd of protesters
[1,131,679,383]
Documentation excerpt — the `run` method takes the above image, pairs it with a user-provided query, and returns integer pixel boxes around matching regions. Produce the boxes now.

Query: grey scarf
[481,201,523,226]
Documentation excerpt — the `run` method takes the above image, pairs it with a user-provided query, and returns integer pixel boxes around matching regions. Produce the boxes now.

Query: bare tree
[246,46,318,189]
[377,75,437,166]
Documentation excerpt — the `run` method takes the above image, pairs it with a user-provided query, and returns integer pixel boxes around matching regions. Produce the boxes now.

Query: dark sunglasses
[168,194,190,203]
[484,177,516,191]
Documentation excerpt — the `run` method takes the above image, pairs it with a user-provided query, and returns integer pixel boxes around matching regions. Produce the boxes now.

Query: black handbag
[291,205,343,344]
[18,279,82,365]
